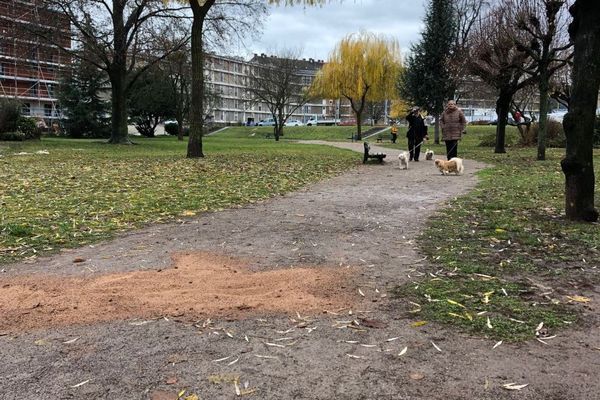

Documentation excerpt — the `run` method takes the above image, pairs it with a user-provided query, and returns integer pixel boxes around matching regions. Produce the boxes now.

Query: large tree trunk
[107,3,130,144]
[495,92,511,154]
[433,114,440,144]
[107,69,130,144]
[561,0,600,222]
[187,0,214,158]
[355,111,362,140]
[177,116,184,141]
[537,76,550,160]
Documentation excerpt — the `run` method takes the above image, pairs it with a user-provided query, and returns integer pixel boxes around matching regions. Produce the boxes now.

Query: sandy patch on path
[0,252,356,333]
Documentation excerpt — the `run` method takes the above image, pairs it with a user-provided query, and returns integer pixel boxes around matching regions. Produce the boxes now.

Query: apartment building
[205,53,353,125]
[0,0,70,123]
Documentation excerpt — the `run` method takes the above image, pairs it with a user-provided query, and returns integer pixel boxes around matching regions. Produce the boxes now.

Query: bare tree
[468,7,536,153]
[247,52,312,141]
[450,0,489,96]
[509,0,573,160]
[560,0,599,222]
[161,47,192,140]
[184,0,270,157]
[549,61,572,108]
[35,0,190,144]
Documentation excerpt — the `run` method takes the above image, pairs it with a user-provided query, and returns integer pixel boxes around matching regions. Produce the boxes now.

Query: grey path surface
[1,144,599,400]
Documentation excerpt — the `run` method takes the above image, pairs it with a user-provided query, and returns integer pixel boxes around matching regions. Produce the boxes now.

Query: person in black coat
[405,107,428,161]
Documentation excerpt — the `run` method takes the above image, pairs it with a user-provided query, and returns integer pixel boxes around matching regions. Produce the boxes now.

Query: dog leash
[407,139,426,156]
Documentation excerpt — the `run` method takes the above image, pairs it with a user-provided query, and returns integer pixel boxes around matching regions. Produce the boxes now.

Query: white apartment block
[204,53,353,125]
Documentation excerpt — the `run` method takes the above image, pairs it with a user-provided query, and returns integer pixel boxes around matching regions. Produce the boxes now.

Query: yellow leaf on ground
[566,295,591,303]
[411,321,428,327]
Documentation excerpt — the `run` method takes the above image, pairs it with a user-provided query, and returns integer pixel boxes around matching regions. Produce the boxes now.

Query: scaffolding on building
[0,0,68,124]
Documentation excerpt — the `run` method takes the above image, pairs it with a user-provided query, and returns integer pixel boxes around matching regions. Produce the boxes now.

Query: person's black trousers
[408,136,422,161]
[445,140,458,159]
[391,133,397,143]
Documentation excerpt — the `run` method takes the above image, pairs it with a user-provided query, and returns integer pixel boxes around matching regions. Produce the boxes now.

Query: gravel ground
[1,142,598,400]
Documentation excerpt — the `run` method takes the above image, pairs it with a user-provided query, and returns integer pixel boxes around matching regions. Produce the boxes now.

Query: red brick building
[0,0,70,123]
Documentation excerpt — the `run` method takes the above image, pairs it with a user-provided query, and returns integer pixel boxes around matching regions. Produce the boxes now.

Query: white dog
[425,149,434,160]
[398,151,409,170]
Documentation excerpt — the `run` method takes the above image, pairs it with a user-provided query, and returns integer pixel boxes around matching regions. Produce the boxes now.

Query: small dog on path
[398,151,409,170]
[434,158,464,175]
[425,149,434,160]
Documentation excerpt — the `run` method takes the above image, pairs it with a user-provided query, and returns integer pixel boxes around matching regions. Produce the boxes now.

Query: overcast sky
[244,0,428,61]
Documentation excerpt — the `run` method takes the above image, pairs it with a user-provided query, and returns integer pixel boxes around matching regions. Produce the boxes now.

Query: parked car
[257,118,276,126]
[306,117,340,126]
[284,119,304,126]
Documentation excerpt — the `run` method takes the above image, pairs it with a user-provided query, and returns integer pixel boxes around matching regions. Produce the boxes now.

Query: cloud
[247,0,427,60]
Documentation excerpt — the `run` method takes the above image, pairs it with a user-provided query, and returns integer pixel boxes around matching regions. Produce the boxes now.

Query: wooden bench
[363,142,386,164]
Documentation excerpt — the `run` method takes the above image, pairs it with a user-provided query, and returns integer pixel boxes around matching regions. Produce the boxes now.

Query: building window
[0,63,6,75]
[44,104,52,117]
[47,84,54,97]
[22,103,31,115]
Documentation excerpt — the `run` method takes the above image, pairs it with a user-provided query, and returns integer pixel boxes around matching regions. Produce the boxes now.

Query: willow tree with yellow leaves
[180,0,329,158]
[312,32,402,140]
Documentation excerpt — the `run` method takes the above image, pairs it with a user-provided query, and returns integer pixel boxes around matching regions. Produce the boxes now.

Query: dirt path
[1,143,598,400]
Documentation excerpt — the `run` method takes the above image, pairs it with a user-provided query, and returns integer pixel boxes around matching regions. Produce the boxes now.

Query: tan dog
[434,158,464,175]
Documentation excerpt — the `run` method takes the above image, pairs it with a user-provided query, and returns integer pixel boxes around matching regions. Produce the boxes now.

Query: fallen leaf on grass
[503,383,529,391]
[398,347,408,356]
[63,337,80,344]
[411,321,428,328]
[566,295,591,303]
[346,354,365,359]
[70,379,90,388]
[212,355,233,363]
[447,299,466,308]
[486,317,493,329]
[34,339,48,346]
[358,289,365,297]
[72,258,86,263]
[493,341,503,349]
[227,357,240,366]
[431,341,442,352]
[184,395,199,400]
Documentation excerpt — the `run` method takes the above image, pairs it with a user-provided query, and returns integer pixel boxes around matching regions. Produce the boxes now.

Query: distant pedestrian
[405,107,428,161]
[440,100,466,160]
[390,124,398,143]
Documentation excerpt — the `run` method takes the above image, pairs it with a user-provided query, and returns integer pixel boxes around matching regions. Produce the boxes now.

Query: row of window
[0,63,57,80]
[21,103,56,117]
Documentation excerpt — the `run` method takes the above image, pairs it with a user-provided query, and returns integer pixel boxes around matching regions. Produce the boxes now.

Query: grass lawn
[386,125,600,340]
[0,136,358,264]
[213,125,383,141]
